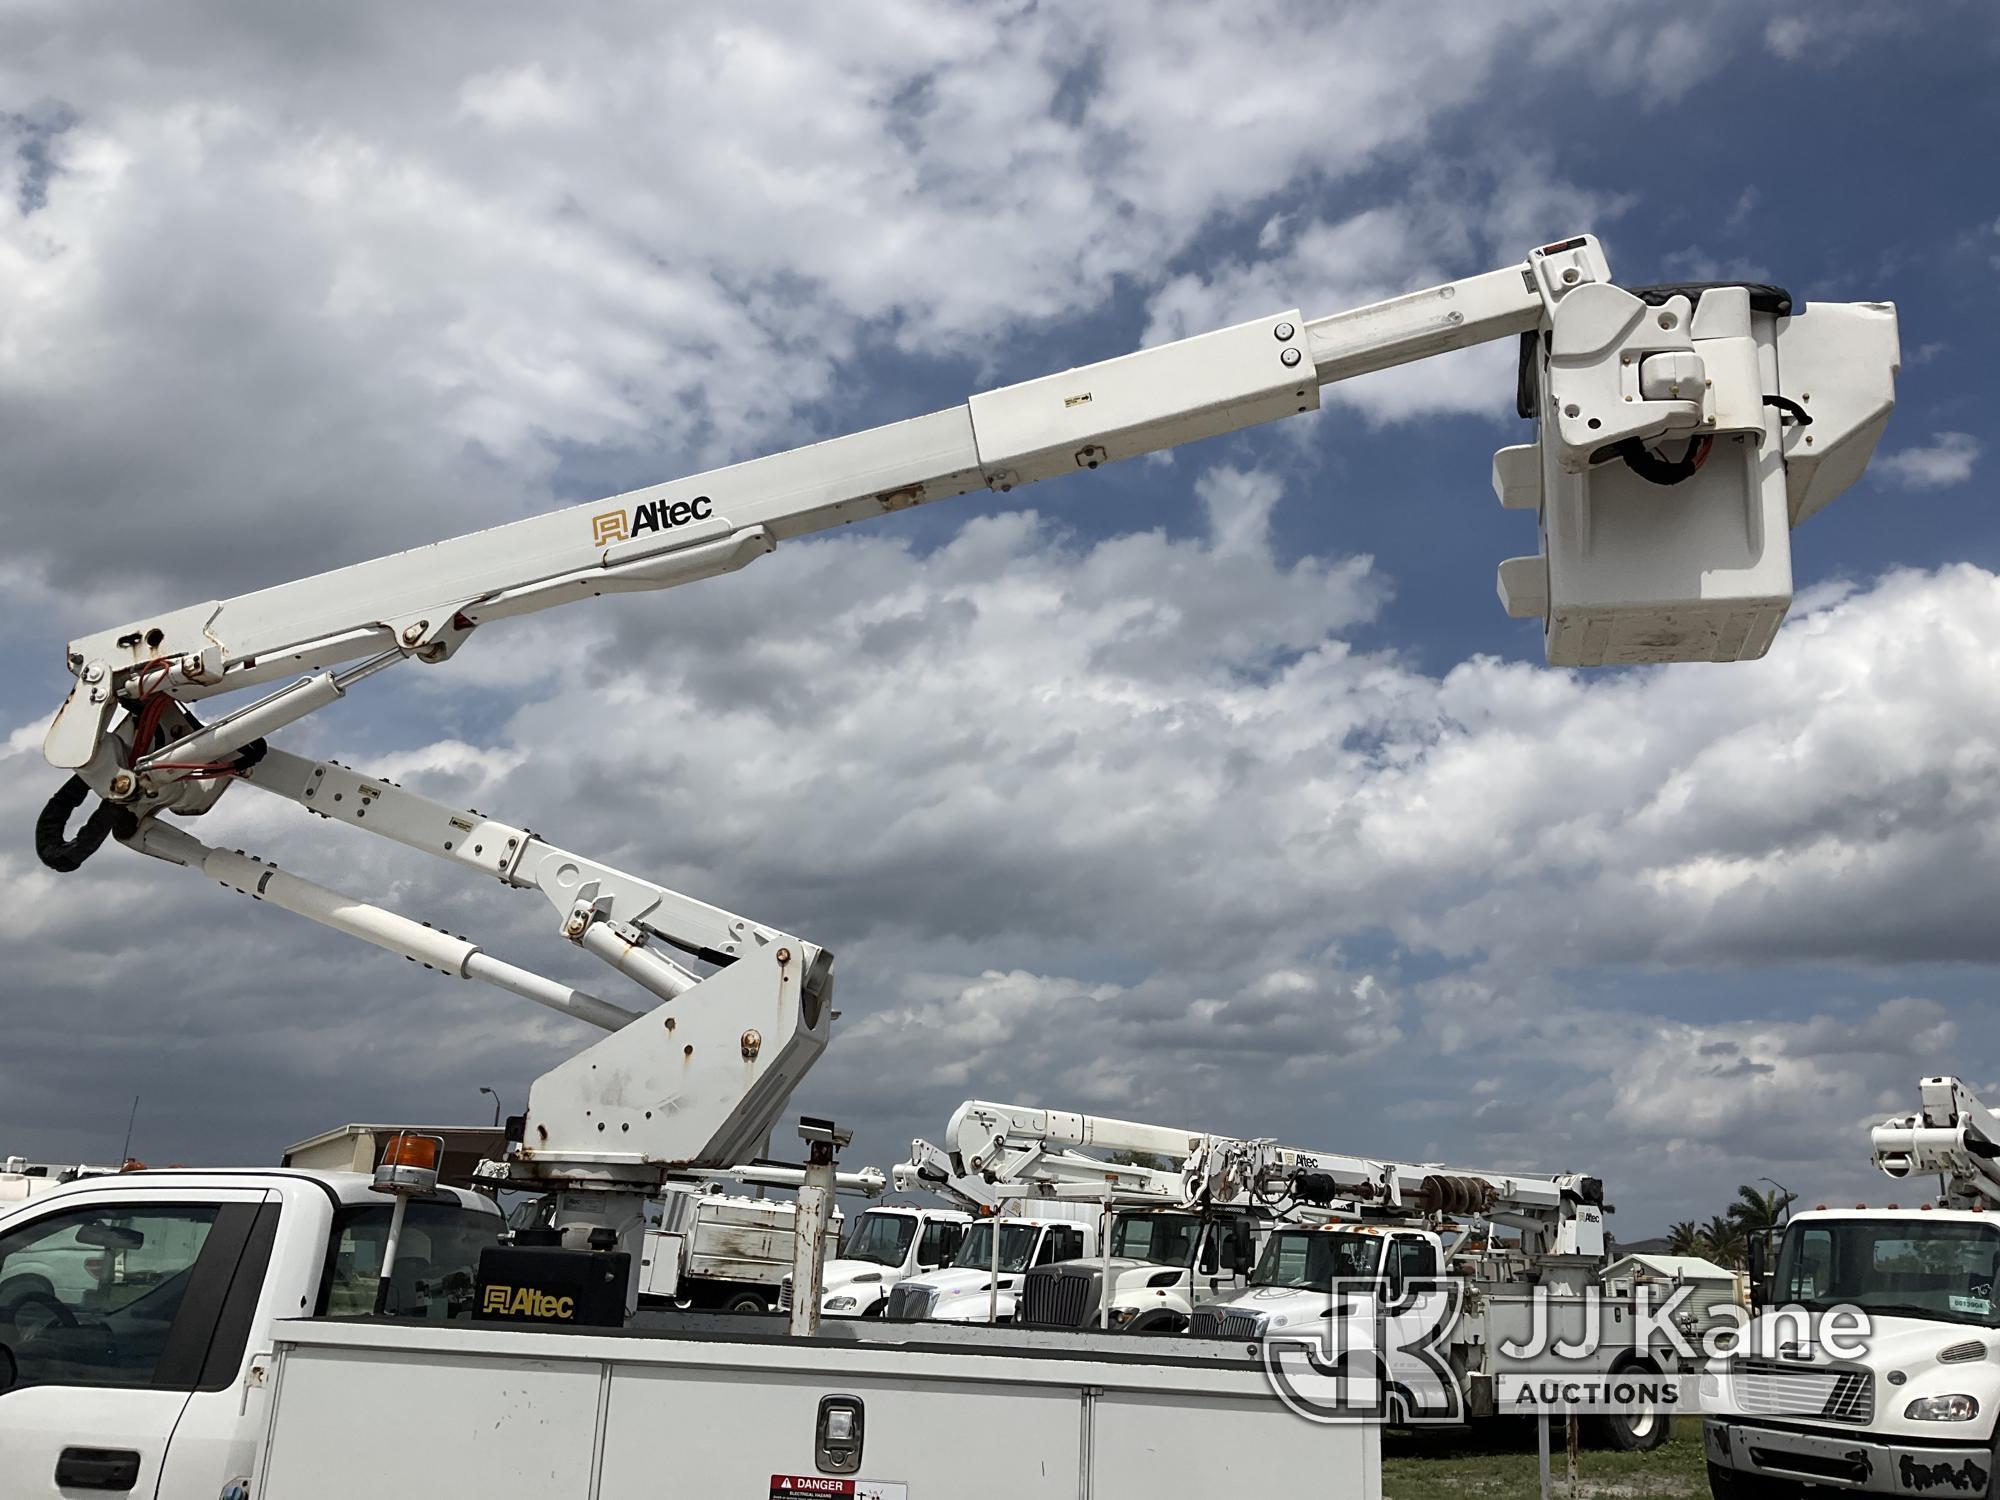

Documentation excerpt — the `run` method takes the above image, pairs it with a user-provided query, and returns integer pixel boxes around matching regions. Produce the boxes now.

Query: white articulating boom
[893,1137,1009,1213]
[944,1100,1212,1206]
[1873,1075,2000,1210]
[1187,1137,1608,1259]
[949,1100,1604,1255]
[33,236,1897,1298]
[693,1161,888,1198]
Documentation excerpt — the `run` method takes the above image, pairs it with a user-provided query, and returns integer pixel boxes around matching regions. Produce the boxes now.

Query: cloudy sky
[3,3,1996,1235]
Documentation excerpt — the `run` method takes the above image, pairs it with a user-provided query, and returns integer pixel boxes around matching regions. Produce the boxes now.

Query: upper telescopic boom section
[45,233,1898,785]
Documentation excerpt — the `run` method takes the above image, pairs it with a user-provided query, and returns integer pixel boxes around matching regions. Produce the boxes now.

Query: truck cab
[0,1168,502,1500]
[1190,1222,1444,1342]
[1706,1207,2000,1496]
[885,1213,1095,1323]
[780,1204,969,1318]
[1018,1208,1265,1333]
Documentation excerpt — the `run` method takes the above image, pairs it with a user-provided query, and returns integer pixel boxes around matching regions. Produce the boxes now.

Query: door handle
[55,1447,141,1491]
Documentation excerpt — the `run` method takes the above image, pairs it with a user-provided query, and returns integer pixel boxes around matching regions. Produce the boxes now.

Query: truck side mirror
[1746,1233,1768,1311]
[1231,1234,1252,1277]
[0,1343,15,1394]
[1198,1237,1220,1277]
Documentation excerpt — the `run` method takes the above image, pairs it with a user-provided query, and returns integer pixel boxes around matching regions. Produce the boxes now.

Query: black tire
[1595,1402,1671,1451]
[721,1290,768,1314]
[1591,1359,1672,1451]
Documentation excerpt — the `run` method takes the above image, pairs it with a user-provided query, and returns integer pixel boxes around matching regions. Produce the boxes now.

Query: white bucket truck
[15,233,1898,1497]
[1706,1077,2000,1497]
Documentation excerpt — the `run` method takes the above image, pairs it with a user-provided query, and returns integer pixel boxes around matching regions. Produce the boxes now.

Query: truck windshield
[1250,1230,1384,1290]
[839,1211,917,1267]
[1774,1218,2000,1328]
[1110,1213,1201,1266]
[950,1223,1040,1273]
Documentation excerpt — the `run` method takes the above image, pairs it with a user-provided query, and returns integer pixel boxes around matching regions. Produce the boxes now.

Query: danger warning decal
[769,1478,907,1500]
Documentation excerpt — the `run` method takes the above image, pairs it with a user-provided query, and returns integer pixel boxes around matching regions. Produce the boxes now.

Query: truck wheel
[722,1291,768,1314]
[1591,1359,1671,1451]
[1596,1402,1671,1451]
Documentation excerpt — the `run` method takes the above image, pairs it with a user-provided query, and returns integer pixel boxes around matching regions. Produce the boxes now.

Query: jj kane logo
[592,493,715,546]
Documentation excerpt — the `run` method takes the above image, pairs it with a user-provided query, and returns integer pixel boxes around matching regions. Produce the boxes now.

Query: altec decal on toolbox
[592,494,715,546]
[769,1478,907,1500]
[480,1284,575,1319]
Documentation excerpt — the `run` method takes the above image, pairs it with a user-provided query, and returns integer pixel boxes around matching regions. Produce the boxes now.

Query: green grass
[1382,1417,1709,1499]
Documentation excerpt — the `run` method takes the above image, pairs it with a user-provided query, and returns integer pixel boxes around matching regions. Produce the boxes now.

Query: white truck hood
[1738,1308,1993,1368]
[1199,1284,1327,1327]
[903,1267,1027,1315]
[904,1267,1017,1296]
[819,1258,899,1294]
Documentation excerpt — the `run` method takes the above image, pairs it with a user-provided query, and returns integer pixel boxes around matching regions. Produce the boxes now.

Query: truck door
[1385,1233,1443,1307]
[1196,1219,1258,1297]
[0,1187,274,1500]
[1382,1233,1456,1418]
[914,1217,961,1273]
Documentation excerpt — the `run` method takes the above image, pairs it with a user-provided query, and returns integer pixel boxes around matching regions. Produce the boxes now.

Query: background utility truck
[21,234,1899,1497]
[639,1162,884,1312]
[884,1138,1098,1323]
[1188,1143,1676,1449]
[1705,1077,2000,1498]
[779,1201,972,1318]
[938,1101,1353,1335]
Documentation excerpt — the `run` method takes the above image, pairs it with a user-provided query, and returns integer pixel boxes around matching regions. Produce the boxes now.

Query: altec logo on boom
[591,493,715,546]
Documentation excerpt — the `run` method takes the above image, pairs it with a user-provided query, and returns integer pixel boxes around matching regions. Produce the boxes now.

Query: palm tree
[1726,1183,1795,1236]
[1726,1181,1796,1270]
[1666,1220,1703,1256]
[1700,1215,1746,1269]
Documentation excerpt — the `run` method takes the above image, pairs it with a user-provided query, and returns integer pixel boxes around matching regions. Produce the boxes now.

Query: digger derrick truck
[8,237,1899,1500]
[1705,1078,2000,1498]
[942,1101,1365,1336]
[1184,1139,1682,1449]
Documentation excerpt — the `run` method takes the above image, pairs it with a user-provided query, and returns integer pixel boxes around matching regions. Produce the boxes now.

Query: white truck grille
[1730,1360,1874,1423]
